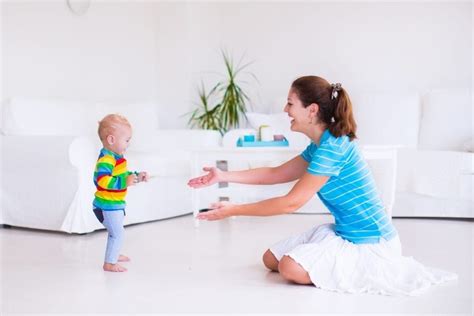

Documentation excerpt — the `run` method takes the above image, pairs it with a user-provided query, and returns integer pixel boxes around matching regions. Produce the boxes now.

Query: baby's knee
[108,226,125,240]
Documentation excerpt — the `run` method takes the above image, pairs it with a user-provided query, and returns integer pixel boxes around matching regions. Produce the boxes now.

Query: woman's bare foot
[118,254,130,262]
[103,263,127,272]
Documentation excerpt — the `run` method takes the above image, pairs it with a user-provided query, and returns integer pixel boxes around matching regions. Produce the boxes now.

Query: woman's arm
[223,155,308,185]
[197,172,329,220]
[188,155,308,188]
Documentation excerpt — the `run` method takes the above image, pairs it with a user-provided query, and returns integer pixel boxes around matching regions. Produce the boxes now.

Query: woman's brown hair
[291,76,357,141]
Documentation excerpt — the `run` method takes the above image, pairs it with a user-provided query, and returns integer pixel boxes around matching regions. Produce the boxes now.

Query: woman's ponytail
[330,86,357,141]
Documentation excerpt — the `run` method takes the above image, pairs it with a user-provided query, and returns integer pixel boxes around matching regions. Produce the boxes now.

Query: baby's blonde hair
[98,114,132,141]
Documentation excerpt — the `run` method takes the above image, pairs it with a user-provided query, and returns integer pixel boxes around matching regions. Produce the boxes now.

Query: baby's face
[108,125,132,155]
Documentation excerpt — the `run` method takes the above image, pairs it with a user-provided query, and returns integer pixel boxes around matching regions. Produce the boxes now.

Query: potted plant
[187,50,256,135]
[187,82,223,132]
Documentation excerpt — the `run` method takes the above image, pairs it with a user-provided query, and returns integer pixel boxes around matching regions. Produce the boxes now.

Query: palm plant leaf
[187,50,257,133]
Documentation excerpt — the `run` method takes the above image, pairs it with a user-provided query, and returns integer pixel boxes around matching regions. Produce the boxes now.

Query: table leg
[191,152,200,228]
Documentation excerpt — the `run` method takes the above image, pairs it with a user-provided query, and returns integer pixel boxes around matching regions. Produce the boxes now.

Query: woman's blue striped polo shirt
[301,129,398,244]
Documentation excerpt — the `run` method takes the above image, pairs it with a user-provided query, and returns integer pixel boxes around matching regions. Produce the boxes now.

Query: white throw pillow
[351,92,421,147]
[419,89,472,151]
[94,102,159,132]
[93,102,159,147]
[2,97,94,136]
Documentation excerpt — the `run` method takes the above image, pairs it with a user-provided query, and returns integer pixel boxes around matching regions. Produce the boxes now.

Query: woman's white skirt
[270,223,457,296]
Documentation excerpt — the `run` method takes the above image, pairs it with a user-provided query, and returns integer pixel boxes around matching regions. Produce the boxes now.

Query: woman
[188,76,456,295]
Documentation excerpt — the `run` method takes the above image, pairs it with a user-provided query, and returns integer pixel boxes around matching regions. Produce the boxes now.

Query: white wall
[2,1,159,100]
[188,2,472,112]
[1,1,472,127]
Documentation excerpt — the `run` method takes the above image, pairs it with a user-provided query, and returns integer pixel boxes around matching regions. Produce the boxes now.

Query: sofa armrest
[1,135,80,230]
[68,136,101,170]
[2,135,77,163]
[59,136,104,233]
[397,148,473,200]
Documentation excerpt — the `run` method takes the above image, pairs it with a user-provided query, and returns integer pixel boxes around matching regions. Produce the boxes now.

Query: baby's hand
[126,173,138,187]
[138,171,149,182]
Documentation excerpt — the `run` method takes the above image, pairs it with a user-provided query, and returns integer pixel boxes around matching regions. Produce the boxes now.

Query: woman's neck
[305,124,327,146]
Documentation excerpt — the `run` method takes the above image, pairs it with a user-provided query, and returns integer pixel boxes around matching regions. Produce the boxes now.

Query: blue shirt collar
[101,147,122,159]
[320,129,332,144]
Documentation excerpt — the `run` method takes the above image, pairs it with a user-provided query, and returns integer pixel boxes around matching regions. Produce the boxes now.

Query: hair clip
[331,83,342,100]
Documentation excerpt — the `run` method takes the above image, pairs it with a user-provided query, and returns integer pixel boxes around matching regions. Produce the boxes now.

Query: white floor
[1,214,472,315]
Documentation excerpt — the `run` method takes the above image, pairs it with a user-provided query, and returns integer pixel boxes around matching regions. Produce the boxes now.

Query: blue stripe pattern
[301,129,397,244]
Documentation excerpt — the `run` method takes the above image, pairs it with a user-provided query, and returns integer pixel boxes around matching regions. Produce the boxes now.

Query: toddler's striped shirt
[93,148,134,211]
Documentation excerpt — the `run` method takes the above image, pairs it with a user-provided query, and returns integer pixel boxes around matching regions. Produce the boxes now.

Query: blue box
[243,135,255,142]
[236,137,289,147]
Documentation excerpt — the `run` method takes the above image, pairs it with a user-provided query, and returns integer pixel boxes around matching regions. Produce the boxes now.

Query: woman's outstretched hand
[187,167,222,188]
[196,201,234,221]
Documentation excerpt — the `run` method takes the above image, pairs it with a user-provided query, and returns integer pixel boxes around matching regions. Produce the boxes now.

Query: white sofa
[0,97,222,233]
[389,90,473,218]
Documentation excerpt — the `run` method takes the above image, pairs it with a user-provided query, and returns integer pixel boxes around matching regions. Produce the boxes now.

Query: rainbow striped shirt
[93,148,134,211]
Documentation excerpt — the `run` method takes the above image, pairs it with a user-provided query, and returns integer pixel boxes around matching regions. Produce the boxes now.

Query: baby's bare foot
[118,254,130,262]
[103,263,127,272]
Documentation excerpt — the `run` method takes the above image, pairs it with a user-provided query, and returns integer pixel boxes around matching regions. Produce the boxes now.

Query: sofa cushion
[2,98,160,138]
[419,89,472,151]
[351,92,421,147]
[393,191,473,218]
[397,148,473,200]
[128,129,222,152]
[94,102,159,141]
[2,97,95,136]
[127,151,193,178]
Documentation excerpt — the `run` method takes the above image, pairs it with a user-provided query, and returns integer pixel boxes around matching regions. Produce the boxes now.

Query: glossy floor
[1,214,472,315]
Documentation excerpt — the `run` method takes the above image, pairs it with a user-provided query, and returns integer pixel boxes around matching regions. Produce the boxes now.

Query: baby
[93,114,148,272]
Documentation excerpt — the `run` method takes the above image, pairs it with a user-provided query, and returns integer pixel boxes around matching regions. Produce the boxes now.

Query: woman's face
[284,88,315,132]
